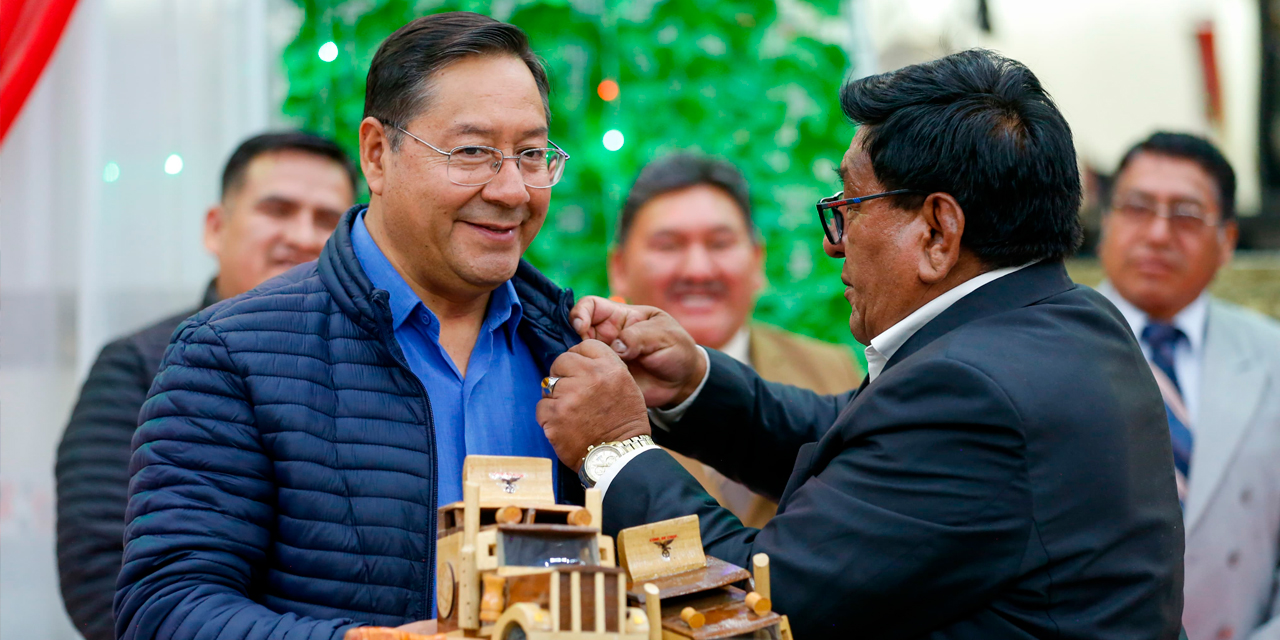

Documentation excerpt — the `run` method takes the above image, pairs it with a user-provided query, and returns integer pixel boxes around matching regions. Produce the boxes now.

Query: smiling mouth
[463,221,518,240]
[670,293,725,311]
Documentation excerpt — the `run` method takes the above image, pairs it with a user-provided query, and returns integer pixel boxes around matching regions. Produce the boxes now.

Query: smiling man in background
[55,131,355,640]
[114,13,583,639]
[608,153,861,527]
[1098,132,1280,640]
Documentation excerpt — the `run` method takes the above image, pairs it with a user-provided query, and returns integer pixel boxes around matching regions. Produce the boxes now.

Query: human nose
[679,243,717,279]
[1142,209,1176,245]
[480,156,531,209]
[823,233,845,258]
[287,210,328,254]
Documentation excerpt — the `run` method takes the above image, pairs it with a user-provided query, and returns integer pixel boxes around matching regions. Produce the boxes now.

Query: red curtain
[1,0,80,143]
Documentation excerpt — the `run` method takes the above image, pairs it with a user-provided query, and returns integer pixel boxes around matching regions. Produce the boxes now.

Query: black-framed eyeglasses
[815,189,923,244]
[394,126,571,189]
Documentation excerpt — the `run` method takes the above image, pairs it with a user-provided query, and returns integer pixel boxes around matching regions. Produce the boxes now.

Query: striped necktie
[1142,321,1193,505]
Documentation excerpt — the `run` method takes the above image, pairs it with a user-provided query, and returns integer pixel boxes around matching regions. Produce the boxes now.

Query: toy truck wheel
[499,623,527,640]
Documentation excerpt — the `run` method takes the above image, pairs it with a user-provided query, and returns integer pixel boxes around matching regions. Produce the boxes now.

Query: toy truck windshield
[497,527,600,568]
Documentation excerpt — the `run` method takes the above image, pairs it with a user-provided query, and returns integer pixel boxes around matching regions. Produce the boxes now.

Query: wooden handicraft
[617,515,794,640]
[345,455,795,640]
[436,456,644,639]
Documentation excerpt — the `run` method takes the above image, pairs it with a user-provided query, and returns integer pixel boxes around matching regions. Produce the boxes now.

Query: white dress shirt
[719,327,751,365]
[863,262,1034,382]
[1098,282,1208,424]
[595,264,1032,498]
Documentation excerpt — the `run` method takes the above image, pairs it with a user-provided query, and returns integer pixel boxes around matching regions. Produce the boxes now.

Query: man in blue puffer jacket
[116,12,589,639]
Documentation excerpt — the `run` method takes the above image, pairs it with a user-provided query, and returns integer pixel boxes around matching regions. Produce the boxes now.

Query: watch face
[584,445,622,481]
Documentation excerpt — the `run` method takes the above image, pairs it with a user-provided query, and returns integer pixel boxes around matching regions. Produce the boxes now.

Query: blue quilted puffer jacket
[116,206,584,640]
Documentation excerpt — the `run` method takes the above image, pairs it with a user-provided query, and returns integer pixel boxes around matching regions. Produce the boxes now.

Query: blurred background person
[608,153,862,527]
[1097,132,1280,640]
[53,131,356,640]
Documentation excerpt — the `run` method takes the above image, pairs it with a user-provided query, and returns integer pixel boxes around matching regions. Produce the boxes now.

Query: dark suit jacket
[54,281,217,640]
[603,260,1184,640]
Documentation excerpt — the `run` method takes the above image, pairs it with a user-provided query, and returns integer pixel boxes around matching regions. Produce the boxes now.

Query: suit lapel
[1185,303,1268,533]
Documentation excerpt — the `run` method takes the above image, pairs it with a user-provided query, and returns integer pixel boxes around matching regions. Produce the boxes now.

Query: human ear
[917,193,965,284]
[359,117,390,196]
[203,204,225,258]
[607,247,630,299]
[1217,220,1239,268]
[749,237,766,294]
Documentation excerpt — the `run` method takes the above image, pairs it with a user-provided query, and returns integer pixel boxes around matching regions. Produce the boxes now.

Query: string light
[103,162,120,183]
[318,41,338,62]
[164,154,183,175]
[603,129,624,151]
[597,79,619,101]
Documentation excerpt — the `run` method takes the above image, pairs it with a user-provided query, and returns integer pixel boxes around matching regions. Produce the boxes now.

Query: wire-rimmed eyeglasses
[815,189,924,244]
[395,126,570,189]
[1110,195,1224,234]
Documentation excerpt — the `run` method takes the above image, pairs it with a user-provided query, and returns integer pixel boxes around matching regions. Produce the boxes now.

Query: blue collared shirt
[351,209,557,507]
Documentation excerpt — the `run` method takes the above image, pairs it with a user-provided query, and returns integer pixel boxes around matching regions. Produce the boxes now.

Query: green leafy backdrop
[283,0,866,362]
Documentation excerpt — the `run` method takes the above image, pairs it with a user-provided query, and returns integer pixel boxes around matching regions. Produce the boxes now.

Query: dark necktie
[1142,322,1194,485]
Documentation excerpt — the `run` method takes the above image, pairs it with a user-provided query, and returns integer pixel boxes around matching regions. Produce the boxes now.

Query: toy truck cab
[617,516,793,640]
[434,456,649,640]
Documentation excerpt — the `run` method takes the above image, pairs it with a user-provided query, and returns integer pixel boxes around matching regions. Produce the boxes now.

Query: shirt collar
[350,208,524,338]
[351,209,421,330]
[719,327,751,366]
[865,261,1036,382]
[1098,281,1208,355]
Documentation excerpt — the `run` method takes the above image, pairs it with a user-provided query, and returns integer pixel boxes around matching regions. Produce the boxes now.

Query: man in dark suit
[54,132,355,640]
[536,49,1184,639]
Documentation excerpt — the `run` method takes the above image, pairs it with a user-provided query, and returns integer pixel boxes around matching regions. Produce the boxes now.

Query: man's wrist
[665,345,710,410]
[650,346,710,429]
[578,434,655,487]
[593,445,661,498]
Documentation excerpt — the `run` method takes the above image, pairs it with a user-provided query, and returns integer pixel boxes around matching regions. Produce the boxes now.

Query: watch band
[614,434,655,454]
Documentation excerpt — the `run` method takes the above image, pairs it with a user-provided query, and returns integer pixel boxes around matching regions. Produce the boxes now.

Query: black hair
[364,12,550,150]
[839,48,1084,268]
[1112,131,1236,221]
[220,131,356,199]
[617,154,755,244]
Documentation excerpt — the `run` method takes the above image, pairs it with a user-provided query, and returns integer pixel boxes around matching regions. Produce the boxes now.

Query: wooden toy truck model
[432,455,648,639]
[346,456,793,640]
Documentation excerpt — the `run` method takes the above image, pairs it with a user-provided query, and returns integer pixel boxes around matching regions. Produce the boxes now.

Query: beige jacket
[667,323,864,528]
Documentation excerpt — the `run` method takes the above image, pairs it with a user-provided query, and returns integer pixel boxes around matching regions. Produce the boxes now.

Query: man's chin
[265,262,307,279]
[457,255,522,291]
[676,320,736,350]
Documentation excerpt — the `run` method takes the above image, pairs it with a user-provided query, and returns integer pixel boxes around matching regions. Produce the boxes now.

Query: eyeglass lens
[820,195,848,243]
[448,146,566,188]
[1114,197,1216,232]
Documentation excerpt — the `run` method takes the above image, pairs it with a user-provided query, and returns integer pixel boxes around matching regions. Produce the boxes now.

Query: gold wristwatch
[578,435,655,488]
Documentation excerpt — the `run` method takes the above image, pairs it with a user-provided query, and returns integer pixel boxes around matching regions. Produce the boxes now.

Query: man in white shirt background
[1098,131,1280,640]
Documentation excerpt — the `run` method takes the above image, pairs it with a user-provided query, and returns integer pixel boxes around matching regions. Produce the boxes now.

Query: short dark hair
[1112,131,1236,221]
[839,48,1084,268]
[617,154,755,244]
[221,131,356,199]
[364,12,550,150]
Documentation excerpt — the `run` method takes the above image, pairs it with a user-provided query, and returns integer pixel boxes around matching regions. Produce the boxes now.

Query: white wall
[0,0,290,635]
[854,0,1262,214]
